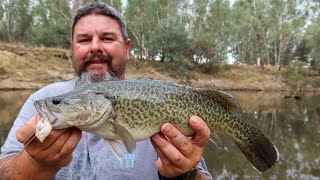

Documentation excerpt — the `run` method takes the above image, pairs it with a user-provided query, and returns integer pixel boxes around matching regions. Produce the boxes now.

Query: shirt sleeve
[196,157,213,179]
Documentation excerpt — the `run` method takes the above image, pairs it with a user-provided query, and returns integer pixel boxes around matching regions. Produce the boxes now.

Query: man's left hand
[151,115,211,178]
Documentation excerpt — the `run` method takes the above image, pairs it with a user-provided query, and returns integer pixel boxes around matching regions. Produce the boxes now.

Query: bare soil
[0,43,319,92]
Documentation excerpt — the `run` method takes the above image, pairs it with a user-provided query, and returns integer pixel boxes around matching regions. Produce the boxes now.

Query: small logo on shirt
[113,153,136,169]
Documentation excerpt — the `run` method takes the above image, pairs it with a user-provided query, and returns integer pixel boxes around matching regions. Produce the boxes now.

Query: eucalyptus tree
[231,0,257,65]
[205,0,232,64]
[147,17,191,63]
[26,0,71,48]
[269,0,310,70]
[125,0,154,59]
[0,0,33,43]
[100,0,122,12]
[187,0,211,64]
[304,19,320,71]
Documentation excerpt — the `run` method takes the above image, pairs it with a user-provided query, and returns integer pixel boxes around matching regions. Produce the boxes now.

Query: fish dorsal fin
[193,89,242,114]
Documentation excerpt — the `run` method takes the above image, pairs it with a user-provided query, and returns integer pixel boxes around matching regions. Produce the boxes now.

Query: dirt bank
[0,43,319,92]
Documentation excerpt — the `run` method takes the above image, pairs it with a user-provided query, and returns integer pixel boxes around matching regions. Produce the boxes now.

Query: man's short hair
[71,2,128,42]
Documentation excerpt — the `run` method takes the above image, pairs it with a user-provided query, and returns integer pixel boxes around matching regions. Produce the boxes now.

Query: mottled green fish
[34,79,279,172]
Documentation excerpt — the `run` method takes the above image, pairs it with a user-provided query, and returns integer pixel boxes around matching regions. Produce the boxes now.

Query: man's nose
[90,37,103,54]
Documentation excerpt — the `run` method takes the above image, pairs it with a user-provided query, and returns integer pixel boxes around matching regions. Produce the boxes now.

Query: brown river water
[0,90,319,179]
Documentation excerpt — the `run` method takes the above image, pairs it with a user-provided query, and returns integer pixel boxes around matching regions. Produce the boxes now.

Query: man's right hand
[16,115,82,175]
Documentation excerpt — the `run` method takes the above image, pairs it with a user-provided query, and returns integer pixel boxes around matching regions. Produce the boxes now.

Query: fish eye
[52,97,61,105]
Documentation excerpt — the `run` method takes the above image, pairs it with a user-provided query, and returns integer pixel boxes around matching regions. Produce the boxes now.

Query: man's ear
[69,41,74,60]
[125,39,131,59]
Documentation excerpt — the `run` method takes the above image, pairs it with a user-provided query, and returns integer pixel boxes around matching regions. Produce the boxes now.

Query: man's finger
[49,128,72,155]
[151,134,172,166]
[160,123,193,156]
[59,128,82,156]
[151,133,186,169]
[16,115,41,143]
[189,115,211,147]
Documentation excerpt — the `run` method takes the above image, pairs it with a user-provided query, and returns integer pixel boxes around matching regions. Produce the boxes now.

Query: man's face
[72,14,130,80]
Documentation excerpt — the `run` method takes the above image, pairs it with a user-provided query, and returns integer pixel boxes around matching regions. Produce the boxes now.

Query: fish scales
[34,79,279,173]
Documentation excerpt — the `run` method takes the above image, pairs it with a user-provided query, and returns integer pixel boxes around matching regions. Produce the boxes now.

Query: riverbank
[0,43,319,92]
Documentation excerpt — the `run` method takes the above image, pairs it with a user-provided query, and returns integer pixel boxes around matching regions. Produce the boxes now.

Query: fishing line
[0,133,36,170]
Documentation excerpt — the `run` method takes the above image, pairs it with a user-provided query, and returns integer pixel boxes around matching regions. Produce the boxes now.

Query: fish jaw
[34,100,71,129]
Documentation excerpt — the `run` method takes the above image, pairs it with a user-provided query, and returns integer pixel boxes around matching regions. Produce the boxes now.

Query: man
[0,2,212,179]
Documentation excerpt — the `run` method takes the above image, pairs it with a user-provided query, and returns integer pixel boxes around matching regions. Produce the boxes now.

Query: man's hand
[16,115,82,174]
[151,115,211,178]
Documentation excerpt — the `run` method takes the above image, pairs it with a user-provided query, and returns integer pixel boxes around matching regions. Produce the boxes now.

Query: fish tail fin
[234,130,279,173]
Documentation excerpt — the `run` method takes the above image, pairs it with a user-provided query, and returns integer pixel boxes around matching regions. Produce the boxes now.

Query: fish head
[34,92,114,129]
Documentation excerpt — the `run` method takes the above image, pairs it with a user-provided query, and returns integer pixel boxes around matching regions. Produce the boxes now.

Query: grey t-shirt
[0,80,212,179]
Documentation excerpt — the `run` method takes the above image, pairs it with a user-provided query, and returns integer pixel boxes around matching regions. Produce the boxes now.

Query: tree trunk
[256,33,264,69]
[160,50,165,63]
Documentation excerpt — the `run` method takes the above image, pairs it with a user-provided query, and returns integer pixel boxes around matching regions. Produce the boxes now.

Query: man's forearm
[0,151,59,179]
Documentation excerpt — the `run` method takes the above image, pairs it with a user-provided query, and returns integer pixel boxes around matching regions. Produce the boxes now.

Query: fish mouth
[34,100,58,124]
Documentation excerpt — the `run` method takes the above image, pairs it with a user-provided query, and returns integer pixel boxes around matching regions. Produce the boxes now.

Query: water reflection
[0,90,34,146]
[0,90,319,179]
[204,91,320,179]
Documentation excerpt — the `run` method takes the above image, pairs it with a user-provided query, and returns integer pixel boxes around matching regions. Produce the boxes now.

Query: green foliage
[147,17,191,62]
[282,68,304,79]
[28,0,71,48]
[125,0,155,58]
[0,0,33,42]
[100,0,122,12]
[157,59,194,81]
[280,67,320,88]
[199,63,231,74]
[0,0,319,78]
[304,18,320,70]
[293,39,311,62]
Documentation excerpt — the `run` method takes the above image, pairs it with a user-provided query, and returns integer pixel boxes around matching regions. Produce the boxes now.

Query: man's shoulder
[33,79,76,98]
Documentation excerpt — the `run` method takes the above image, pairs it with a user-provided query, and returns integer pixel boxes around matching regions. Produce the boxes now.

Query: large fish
[34,79,279,172]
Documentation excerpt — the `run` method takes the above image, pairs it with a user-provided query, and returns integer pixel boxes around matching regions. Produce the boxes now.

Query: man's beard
[75,52,118,89]
[75,71,116,89]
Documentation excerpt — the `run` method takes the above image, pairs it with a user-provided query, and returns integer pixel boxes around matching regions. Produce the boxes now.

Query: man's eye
[79,39,90,43]
[103,37,113,42]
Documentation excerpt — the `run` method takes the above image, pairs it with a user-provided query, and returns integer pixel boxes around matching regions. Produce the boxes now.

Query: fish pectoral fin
[107,123,136,163]
[107,139,131,164]
[209,132,224,149]
[112,123,136,154]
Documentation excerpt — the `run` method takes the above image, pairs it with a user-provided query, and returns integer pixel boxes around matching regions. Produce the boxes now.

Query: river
[0,90,319,179]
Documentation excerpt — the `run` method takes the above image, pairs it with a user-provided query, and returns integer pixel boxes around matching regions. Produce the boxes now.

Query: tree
[270,0,310,70]
[0,0,33,43]
[147,17,191,62]
[26,0,71,48]
[304,19,320,71]
[125,0,153,59]
[205,0,232,64]
[293,39,310,62]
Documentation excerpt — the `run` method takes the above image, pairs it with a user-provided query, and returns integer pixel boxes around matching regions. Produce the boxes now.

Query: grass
[281,67,320,88]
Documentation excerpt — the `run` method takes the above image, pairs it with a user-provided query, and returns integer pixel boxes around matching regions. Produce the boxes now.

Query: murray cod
[34,79,279,172]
